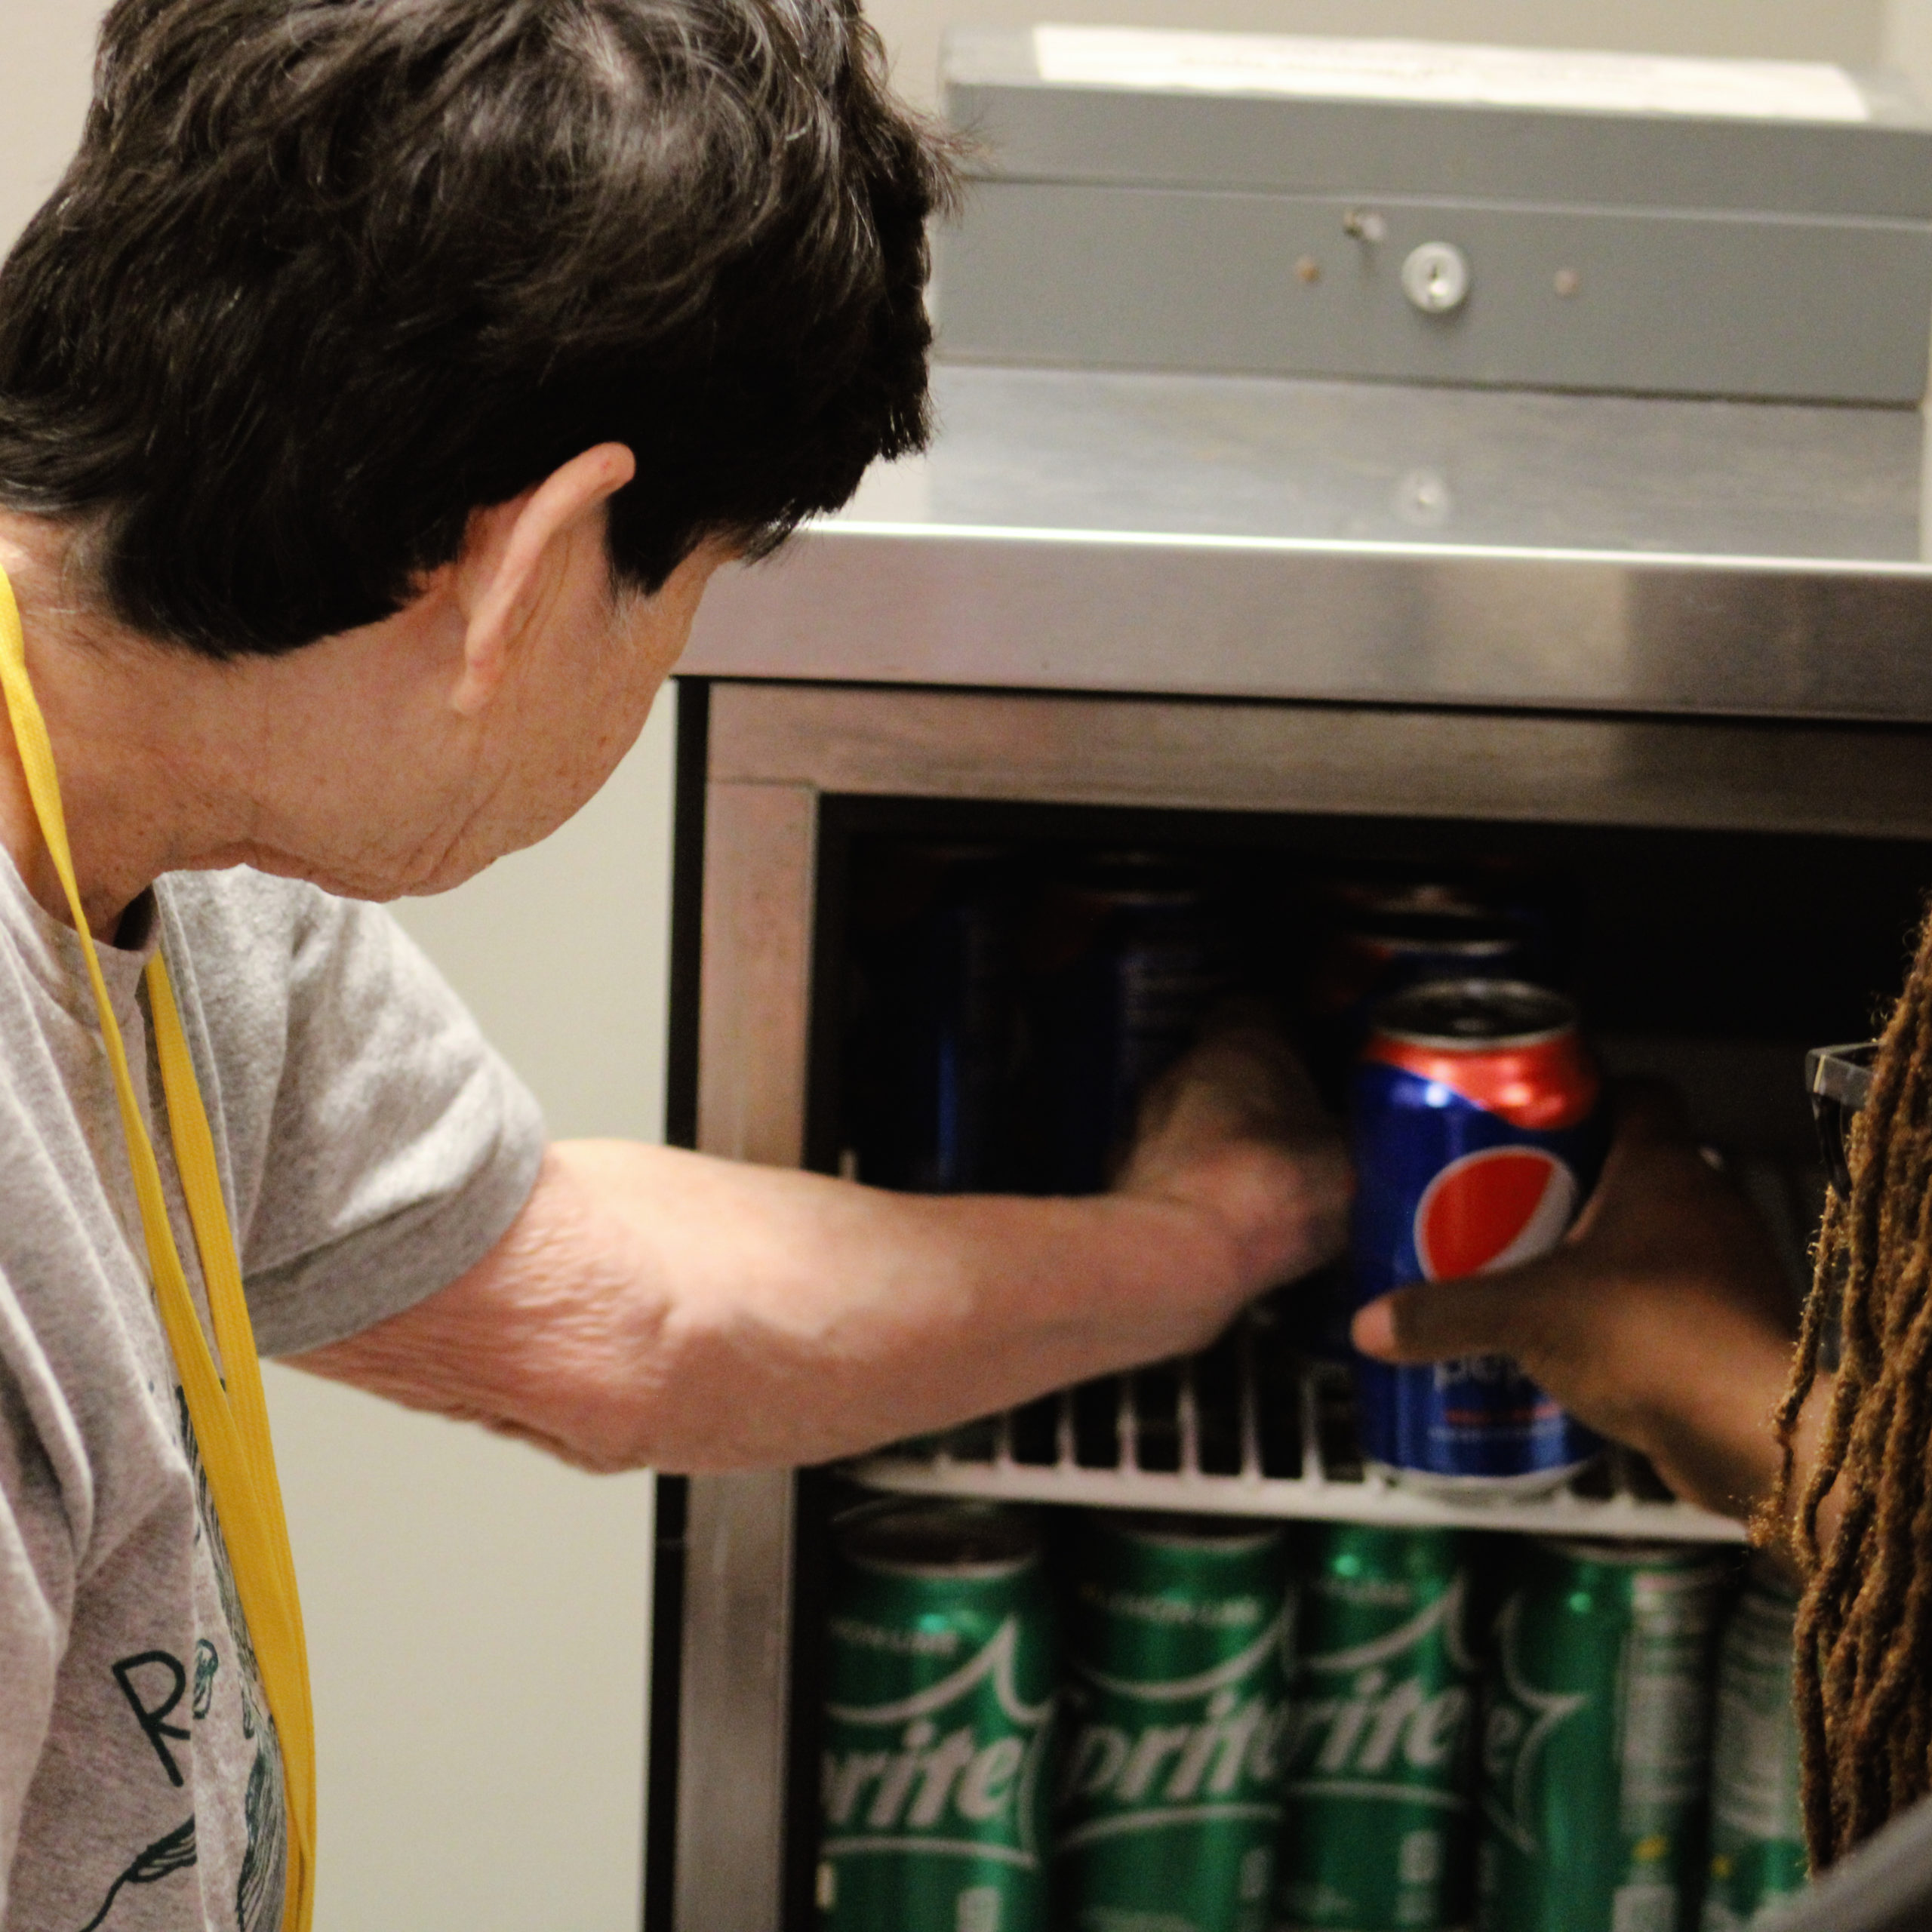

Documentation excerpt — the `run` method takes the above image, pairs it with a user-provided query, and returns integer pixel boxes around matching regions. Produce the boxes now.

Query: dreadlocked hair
[1765,900,1932,1868]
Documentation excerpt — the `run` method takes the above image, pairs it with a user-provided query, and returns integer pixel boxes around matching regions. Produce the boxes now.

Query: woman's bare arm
[293,1030,1351,1472]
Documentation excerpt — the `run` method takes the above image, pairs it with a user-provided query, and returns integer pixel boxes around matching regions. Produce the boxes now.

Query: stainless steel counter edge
[681,520,1932,721]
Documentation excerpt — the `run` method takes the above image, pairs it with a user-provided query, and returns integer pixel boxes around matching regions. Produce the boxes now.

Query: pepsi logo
[1413,1147,1580,1281]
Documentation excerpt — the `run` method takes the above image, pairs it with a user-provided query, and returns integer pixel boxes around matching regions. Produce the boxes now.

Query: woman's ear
[450,442,637,717]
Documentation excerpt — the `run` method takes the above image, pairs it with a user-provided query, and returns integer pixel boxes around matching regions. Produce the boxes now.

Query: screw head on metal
[1343,208,1389,244]
[1393,468,1454,528]
[1401,242,1471,315]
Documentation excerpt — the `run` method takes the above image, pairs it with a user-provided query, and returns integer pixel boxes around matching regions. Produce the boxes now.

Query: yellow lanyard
[0,567,315,1932]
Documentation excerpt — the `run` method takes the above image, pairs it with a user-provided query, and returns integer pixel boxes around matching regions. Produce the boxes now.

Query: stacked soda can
[849,844,1024,1195]
[816,1500,1057,1932]
[851,843,1232,1199]
[1476,1540,1734,1932]
[1275,1524,1484,1932]
[1309,906,1529,1047]
[1029,853,1232,1193]
[820,1509,1770,1932]
[1300,867,1555,1100]
[1055,1513,1295,1932]
[1700,1563,1807,1929]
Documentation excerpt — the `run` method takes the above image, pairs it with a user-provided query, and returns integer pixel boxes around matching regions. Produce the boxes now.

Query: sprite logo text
[1287,1577,1476,1807]
[1057,1596,1293,1849]
[1060,1681,1289,1810]
[822,1615,1054,1868]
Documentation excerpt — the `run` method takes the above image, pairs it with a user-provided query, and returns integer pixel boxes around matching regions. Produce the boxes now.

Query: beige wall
[262,703,674,1932]
[0,0,94,248]
[4,2,1928,1928]
[1890,0,1932,94]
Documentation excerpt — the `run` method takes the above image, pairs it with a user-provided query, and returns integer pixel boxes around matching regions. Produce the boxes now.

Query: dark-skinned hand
[1351,1082,1802,1521]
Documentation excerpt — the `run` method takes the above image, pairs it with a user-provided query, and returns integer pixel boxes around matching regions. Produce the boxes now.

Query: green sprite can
[1057,1512,1294,1932]
[1700,1563,1807,1929]
[1275,1524,1483,1932]
[817,1499,1056,1932]
[1476,1539,1732,1932]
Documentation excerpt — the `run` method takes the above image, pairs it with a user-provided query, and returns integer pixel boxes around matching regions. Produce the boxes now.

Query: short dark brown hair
[0,0,955,656]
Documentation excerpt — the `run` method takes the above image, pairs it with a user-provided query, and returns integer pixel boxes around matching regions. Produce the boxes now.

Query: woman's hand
[1115,1014,1353,1297]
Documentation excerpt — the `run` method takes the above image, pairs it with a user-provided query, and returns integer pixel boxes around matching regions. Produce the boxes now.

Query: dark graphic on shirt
[74,1816,196,1932]
[235,1712,287,1932]
[111,1651,190,1787]
[173,1390,263,1687]
[170,1386,288,1926]
[194,1638,220,1718]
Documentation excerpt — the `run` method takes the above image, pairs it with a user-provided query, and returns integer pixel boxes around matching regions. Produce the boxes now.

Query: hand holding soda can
[1348,980,1607,1495]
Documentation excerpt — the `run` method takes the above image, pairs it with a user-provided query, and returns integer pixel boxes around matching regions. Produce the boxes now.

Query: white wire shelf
[844,1309,1747,1545]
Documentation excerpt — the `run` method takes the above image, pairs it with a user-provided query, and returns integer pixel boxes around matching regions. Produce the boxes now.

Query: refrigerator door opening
[651,678,1932,1932]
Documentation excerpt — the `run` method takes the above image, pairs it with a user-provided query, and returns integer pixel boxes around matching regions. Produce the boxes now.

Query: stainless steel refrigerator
[644,36,1932,1930]
[647,355,1932,1930]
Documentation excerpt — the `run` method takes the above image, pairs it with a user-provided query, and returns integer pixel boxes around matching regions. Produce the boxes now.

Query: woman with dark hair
[0,6,1352,1925]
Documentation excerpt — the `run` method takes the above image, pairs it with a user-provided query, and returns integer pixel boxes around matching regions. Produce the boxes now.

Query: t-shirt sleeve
[180,883,547,1358]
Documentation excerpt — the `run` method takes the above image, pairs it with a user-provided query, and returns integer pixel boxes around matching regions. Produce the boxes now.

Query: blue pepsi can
[852,845,1022,1194]
[1315,909,1529,1019]
[1032,855,1229,1194]
[1350,980,1606,1494]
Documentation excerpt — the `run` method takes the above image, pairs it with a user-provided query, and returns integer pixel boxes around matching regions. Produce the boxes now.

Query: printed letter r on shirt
[112,1651,192,1786]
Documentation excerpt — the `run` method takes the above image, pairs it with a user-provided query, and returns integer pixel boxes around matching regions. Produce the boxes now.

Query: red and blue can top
[1364,980,1598,1131]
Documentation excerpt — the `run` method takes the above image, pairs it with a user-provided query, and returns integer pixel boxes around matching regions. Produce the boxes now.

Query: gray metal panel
[682,525,1932,722]
[944,29,1932,219]
[706,683,1932,844]
[673,1471,798,1932]
[672,777,823,1932]
[910,367,1923,562]
[681,365,1932,712]
[1759,1789,1932,1930]
[698,782,817,1169]
[937,184,1932,404]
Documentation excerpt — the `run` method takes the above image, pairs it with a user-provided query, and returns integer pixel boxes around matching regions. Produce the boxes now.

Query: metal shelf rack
[845,1309,1747,1544]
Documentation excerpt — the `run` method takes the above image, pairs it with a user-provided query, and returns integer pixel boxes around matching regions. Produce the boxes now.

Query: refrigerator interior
[649,698,1932,1928]
[822,798,1880,1531]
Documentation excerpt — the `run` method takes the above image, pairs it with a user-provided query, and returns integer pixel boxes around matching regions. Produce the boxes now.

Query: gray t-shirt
[0,858,546,1931]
